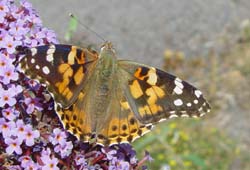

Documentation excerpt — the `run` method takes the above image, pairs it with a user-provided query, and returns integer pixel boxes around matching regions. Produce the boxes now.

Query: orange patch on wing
[149,104,163,114]
[120,100,130,110]
[138,105,151,117]
[146,68,157,85]
[58,63,70,73]
[106,117,120,139]
[129,80,143,99]
[68,46,77,65]
[62,87,73,100]
[134,67,147,80]
[152,86,165,98]
[56,64,73,93]
[74,67,84,85]
[145,87,157,104]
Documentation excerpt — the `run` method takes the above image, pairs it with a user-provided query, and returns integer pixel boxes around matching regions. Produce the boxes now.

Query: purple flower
[15,119,26,141]
[4,165,22,170]
[23,162,40,170]
[1,34,22,54]
[24,124,40,146]
[49,128,67,145]
[24,97,43,114]
[5,137,23,155]
[0,88,17,107]
[18,155,33,167]
[2,107,19,120]
[54,141,73,158]
[8,84,23,94]
[102,148,117,160]
[75,154,87,166]
[9,21,29,40]
[0,65,19,84]
[117,161,130,170]
[130,156,137,164]
[0,118,16,138]
[0,54,13,68]
[20,0,33,9]
[0,2,9,23]
[145,151,153,162]
[41,155,59,170]
[0,1,10,13]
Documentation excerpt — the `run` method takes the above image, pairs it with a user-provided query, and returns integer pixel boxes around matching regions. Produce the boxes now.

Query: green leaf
[183,154,207,170]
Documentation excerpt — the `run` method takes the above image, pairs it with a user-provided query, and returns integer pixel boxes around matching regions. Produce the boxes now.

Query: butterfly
[17,42,211,146]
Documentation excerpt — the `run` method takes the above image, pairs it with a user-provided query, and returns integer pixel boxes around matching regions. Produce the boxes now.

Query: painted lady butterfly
[17,42,210,146]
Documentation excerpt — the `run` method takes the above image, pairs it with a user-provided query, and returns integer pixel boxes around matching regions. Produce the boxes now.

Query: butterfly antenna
[69,13,106,42]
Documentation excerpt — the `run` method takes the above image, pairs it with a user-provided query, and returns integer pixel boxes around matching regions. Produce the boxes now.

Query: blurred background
[29,0,250,169]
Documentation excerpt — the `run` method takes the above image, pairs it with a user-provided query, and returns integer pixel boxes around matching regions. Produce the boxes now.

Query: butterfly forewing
[19,45,98,107]
[118,60,211,124]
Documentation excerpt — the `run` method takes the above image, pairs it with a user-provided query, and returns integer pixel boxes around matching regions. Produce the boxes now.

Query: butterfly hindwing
[118,60,211,124]
[19,44,98,107]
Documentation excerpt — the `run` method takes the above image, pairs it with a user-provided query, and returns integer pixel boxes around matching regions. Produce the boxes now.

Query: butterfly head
[100,41,116,59]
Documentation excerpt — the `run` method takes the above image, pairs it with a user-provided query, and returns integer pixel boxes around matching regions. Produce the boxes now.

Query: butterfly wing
[18,44,98,108]
[94,60,211,146]
[117,60,211,124]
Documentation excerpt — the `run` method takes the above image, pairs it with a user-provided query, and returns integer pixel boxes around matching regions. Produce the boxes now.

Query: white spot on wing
[47,45,56,54]
[120,141,129,144]
[174,99,183,106]
[174,86,183,95]
[193,99,198,104]
[30,48,37,56]
[187,102,192,107]
[147,67,157,85]
[173,77,184,95]
[200,113,206,117]
[169,111,176,114]
[31,58,35,64]
[46,54,54,62]
[132,135,140,142]
[96,142,105,146]
[158,118,166,122]
[181,114,189,117]
[169,114,178,118]
[195,90,202,98]
[174,77,184,89]
[35,65,40,69]
[42,66,50,75]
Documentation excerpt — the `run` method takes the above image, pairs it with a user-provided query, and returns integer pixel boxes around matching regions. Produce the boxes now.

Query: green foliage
[133,119,237,170]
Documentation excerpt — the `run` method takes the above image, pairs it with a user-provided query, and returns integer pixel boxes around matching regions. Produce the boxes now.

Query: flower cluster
[0,0,150,169]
